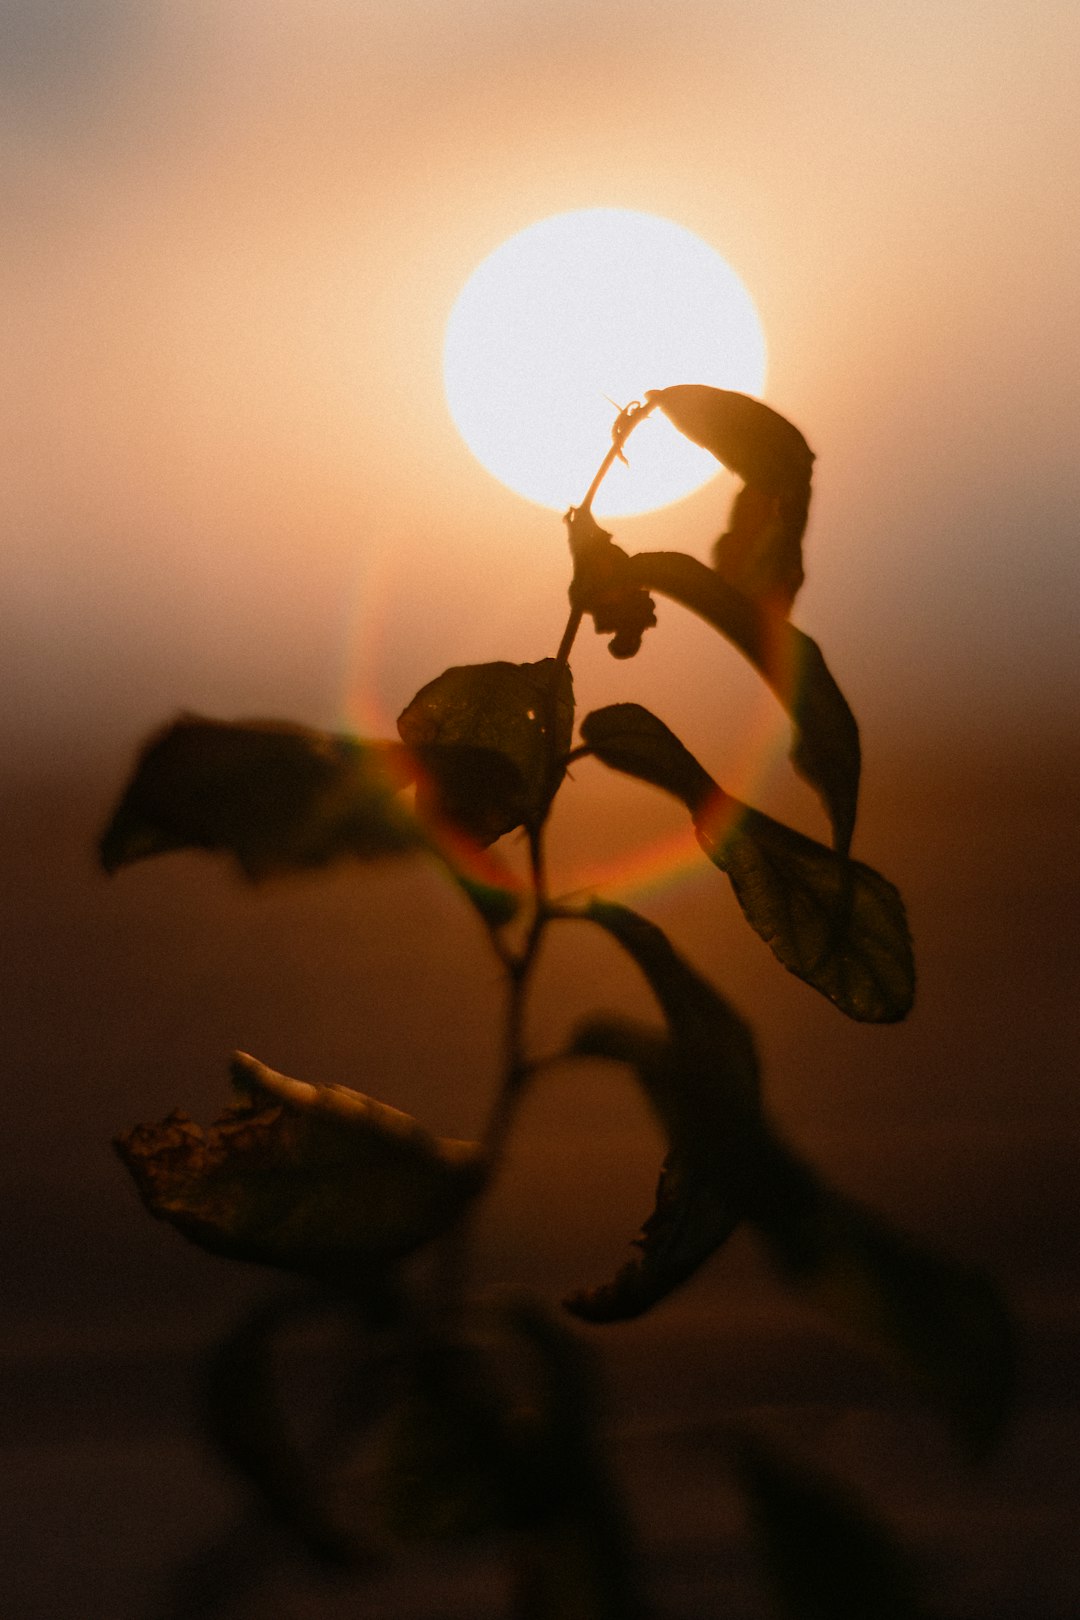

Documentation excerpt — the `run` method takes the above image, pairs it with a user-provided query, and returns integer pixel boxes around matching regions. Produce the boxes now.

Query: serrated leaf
[622,551,859,854]
[397,659,574,842]
[733,1429,931,1620]
[748,1143,1016,1458]
[645,386,814,500]
[114,1052,487,1280]
[100,714,419,879]
[581,704,913,1023]
[557,901,763,1321]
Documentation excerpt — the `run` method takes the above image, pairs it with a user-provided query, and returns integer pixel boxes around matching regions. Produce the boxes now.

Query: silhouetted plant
[104,387,1014,1617]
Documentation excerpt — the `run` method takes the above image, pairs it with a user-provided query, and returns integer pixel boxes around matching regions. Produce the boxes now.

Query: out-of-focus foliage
[102,383,1011,1620]
[732,1430,932,1620]
[100,715,419,878]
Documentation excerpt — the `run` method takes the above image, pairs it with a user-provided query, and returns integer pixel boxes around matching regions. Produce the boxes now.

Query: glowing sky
[3,7,1078,1613]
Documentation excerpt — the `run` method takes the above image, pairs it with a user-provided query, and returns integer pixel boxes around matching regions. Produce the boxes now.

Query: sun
[443,209,766,517]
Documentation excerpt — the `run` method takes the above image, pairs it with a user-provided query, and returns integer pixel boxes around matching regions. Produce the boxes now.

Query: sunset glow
[442,209,766,516]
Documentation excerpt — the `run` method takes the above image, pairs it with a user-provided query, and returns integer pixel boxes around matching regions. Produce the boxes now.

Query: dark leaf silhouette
[733,1429,932,1620]
[114,1052,487,1281]
[646,386,816,615]
[580,704,913,1022]
[565,505,657,659]
[100,714,418,879]
[397,659,574,841]
[557,901,763,1320]
[645,385,814,499]
[747,1142,1016,1458]
[711,479,809,615]
[621,551,858,853]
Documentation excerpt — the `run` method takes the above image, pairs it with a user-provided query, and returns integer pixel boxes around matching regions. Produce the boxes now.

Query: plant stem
[577,397,658,515]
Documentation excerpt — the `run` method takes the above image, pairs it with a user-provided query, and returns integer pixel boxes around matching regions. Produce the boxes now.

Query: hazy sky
[3,5,1078,1616]
[5,0,1079,770]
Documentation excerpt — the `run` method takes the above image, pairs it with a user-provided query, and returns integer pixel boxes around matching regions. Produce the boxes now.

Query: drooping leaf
[650,386,815,612]
[397,659,574,841]
[565,506,657,660]
[621,551,859,853]
[710,479,809,615]
[114,1052,487,1281]
[100,714,419,879]
[645,386,814,500]
[732,1429,931,1620]
[701,799,915,1024]
[580,705,913,1023]
[747,1141,1016,1458]
[556,901,764,1320]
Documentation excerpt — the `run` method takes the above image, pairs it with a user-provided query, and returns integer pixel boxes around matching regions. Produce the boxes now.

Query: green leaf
[645,386,814,500]
[114,1052,487,1281]
[732,1429,931,1620]
[747,1142,1016,1458]
[397,659,574,842]
[622,551,859,854]
[580,705,913,1023]
[100,714,419,879]
[557,901,764,1320]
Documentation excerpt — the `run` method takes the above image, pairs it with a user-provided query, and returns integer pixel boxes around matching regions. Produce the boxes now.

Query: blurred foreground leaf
[398,659,574,841]
[748,1142,1016,1458]
[580,705,913,1022]
[115,1052,487,1283]
[376,1299,646,1615]
[205,1292,363,1566]
[100,715,418,879]
[733,1429,932,1620]
[558,901,763,1320]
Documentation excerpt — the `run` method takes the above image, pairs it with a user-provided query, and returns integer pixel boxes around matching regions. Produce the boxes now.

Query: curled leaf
[711,480,808,615]
[557,901,764,1320]
[747,1142,1016,1459]
[397,659,574,841]
[564,506,657,660]
[645,386,814,500]
[581,704,913,1023]
[622,551,859,854]
[114,1052,487,1280]
[100,715,419,879]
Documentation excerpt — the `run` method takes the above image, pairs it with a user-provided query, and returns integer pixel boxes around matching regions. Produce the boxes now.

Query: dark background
[3,3,1078,1615]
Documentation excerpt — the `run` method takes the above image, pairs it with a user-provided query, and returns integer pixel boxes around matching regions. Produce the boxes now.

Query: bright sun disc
[443,209,766,516]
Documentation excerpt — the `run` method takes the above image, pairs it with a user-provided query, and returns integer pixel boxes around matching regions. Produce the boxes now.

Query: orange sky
[3,6,1079,1615]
